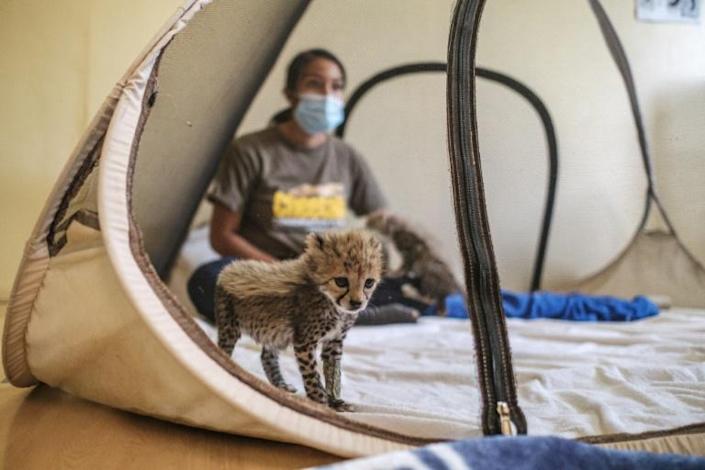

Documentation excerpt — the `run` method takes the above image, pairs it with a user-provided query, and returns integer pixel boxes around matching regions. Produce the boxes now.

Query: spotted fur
[366,212,465,315]
[215,230,383,411]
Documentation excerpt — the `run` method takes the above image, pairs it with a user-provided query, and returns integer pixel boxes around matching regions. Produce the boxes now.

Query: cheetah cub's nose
[349,300,362,309]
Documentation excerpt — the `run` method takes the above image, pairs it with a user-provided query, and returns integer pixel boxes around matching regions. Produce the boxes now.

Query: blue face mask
[293,93,345,135]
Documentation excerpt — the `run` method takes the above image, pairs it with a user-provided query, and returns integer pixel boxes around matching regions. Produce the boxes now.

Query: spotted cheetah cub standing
[215,230,383,412]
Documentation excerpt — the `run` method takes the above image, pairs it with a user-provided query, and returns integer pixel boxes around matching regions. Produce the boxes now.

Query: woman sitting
[188,48,426,323]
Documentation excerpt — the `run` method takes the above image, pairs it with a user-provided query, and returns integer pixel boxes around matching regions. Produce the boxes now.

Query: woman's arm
[209,203,276,262]
[346,146,388,217]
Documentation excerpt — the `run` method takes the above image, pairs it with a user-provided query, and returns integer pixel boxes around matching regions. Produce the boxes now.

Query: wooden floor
[0,303,341,469]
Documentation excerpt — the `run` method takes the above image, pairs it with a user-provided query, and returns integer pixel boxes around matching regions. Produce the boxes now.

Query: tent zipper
[448,0,691,438]
[447,0,527,436]
[497,402,516,436]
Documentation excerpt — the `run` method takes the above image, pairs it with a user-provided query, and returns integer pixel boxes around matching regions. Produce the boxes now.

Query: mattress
[193,308,705,441]
[172,226,705,441]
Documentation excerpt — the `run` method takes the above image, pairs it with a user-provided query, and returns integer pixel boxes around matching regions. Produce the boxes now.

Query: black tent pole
[336,63,558,292]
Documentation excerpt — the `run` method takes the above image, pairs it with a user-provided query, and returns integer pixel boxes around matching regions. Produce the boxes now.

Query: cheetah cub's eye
[364,278,376,289]
[334,277,349,288]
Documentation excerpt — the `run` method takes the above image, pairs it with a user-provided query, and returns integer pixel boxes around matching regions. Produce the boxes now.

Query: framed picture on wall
[636,0,701,23]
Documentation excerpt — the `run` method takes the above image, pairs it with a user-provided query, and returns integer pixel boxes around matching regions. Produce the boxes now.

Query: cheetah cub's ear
[305,232,325,252]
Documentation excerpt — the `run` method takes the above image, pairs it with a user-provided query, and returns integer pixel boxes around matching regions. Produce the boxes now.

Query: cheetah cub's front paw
[328,398,355,412]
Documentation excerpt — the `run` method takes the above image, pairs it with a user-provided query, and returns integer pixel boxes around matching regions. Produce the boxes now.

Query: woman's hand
[210,203,277,262]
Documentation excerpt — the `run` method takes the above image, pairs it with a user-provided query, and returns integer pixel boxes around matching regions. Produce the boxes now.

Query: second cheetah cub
[215,230,383,412]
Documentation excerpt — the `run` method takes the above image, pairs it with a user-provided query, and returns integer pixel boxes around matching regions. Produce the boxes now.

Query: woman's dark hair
[285,48,346,92]
[271,49,347,125]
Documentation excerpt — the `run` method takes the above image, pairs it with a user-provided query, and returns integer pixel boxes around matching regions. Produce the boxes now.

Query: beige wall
[2,0,703,297]
[481,0,705,289]
[0,0,184,299]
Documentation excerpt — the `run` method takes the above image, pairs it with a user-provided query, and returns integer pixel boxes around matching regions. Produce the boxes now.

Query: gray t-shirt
[208,127,387,259]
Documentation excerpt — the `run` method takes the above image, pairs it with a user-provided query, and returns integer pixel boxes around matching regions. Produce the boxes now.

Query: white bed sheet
[172,226,705,440]
[195,308,705,441]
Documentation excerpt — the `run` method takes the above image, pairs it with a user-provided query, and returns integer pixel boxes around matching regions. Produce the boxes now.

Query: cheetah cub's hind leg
[214,285,241,356]
[261,347,297,393]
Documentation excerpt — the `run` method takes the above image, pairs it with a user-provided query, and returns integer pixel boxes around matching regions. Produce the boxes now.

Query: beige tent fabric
[2,84,122,388]
[573,230,705,308]
[2,243,50,387]
[4,0,424,457]
[586,423,705,456]
[132,0,311,276]
[24,222,408,456]
[4,0,416,458]
[600,433,705,457]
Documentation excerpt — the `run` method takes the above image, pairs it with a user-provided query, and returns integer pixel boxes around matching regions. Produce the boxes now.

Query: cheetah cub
[215,230,383,412]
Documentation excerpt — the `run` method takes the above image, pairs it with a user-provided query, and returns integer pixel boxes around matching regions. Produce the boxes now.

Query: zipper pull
[497,401,516,436]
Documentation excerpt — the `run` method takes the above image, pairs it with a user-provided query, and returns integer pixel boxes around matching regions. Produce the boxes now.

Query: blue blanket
[318,436,705,470]
[425,291,659,321]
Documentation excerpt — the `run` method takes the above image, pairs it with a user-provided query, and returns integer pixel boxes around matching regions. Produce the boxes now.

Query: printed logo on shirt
[272,183,346,231]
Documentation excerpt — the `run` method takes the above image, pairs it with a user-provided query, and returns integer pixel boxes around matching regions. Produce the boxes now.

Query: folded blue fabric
[317,435,705,470]
[424,291,659,321]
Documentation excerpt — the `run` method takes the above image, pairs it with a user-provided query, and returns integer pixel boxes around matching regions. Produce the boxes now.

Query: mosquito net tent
[4,0,705,458]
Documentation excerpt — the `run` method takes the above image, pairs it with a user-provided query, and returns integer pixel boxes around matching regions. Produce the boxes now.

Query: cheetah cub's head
[304,230,383,314]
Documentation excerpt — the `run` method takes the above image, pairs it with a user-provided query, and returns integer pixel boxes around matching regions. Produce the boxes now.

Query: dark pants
[187,257,429,323]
